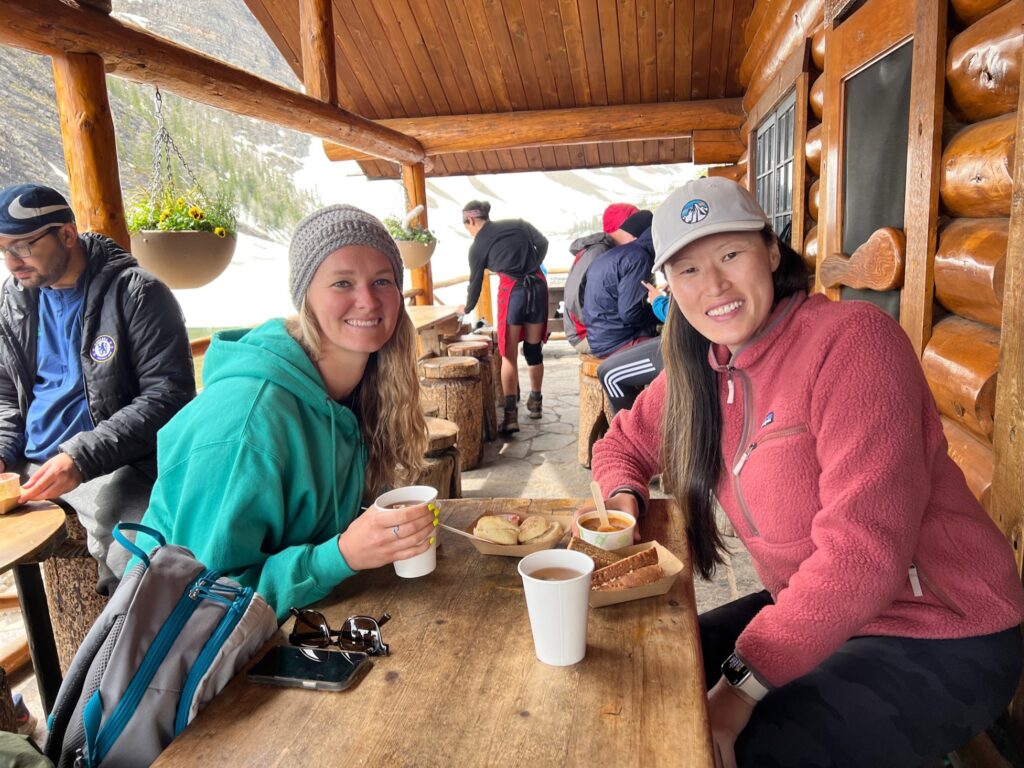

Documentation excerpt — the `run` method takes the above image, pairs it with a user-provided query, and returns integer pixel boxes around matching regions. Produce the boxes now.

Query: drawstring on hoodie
[727,369,735,405]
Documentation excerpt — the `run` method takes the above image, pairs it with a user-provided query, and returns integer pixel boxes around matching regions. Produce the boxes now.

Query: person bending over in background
[591,177,1024,768]
[458,199,548,435]
[582,209,657,359]
[563,202,638,354]
[140,205,434,620]
[0,183,194,595]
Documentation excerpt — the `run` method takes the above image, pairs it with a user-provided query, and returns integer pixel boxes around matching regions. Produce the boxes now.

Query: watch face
[721,653,750,686]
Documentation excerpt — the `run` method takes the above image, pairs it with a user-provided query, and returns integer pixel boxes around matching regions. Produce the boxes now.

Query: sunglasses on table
[289,607,391,657]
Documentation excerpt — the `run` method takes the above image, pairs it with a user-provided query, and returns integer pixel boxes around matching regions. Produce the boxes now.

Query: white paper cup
[576,510,636,551]
[373,485,439,578]
[518,549,594,666]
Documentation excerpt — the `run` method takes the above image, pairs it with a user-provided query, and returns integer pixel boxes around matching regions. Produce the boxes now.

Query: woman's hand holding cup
[339,488,439,573]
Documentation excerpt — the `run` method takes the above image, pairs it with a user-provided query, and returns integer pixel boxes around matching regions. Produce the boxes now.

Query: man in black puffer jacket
[0,184,195,593]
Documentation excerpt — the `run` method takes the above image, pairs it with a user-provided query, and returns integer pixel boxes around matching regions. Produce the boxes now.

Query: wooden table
[156,498,712,767]
[0,502,67,713]
[408,304,462,359]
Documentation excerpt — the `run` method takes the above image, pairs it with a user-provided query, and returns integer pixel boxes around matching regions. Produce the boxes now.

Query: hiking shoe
[13,693,37,736]
[500,407,520,435]
[526,392,542,419]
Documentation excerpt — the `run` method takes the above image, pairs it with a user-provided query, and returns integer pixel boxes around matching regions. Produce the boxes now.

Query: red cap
[602,203,639,234]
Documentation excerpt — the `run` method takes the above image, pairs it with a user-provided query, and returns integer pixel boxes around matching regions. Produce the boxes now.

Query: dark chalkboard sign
[840,40,913,319]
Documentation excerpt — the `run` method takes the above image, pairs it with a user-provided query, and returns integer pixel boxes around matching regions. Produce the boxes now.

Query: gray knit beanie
[288,204,403,309]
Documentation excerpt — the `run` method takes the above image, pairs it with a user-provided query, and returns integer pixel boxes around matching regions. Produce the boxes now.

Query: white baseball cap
[651,178,769,272]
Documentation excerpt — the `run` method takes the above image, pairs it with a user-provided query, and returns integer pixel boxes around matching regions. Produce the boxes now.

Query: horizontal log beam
[946,0,1023,123]
[941,112,1016,218]
[935,217,1007,327]
[323,99,744,161]
[0,0,426,165]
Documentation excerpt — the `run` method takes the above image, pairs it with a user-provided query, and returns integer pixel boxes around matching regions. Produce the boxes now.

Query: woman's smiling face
[663,230,780,352]
[305,245,402,360]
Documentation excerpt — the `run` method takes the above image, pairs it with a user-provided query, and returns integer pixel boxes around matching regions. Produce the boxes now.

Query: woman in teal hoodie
[140,205,432,619]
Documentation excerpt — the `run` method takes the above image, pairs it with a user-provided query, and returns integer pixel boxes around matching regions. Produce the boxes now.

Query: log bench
[415,417,462,500]
[446,339,497,442]
[418,357,484,470]
[578,354,613,468]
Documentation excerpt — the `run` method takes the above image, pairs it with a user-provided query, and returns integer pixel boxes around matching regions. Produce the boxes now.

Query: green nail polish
[432,519,439,527]
[429,536,436,545]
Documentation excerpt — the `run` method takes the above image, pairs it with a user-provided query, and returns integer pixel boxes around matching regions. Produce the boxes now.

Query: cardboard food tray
[589,541,683,608]
[464,511,574,557]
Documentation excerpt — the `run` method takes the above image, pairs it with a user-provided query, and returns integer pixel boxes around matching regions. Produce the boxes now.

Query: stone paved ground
[1,337,763,746]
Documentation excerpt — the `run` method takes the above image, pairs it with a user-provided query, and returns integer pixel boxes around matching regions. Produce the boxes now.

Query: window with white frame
[754,89,797,242]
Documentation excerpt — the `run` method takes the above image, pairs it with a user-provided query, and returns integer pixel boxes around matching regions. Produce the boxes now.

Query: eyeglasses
[1,228,58,261]
[289,607,391,657]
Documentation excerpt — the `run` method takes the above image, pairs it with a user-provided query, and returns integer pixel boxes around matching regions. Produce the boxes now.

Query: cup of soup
[575,509,636,551]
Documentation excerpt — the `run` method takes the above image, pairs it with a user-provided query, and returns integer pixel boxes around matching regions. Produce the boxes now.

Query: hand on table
[707,677,756,768]
[339,501,439,571]
[20,453,83,502]
[572,491,641,542]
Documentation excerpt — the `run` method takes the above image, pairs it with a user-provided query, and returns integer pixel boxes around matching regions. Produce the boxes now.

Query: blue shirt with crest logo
[24,279,94,460]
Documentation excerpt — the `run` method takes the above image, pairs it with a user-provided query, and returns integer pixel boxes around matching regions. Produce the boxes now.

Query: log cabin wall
[742,0,1022,539]
[927,0,1021,514]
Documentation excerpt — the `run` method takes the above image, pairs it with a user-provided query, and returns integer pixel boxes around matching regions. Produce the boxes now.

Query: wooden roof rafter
[0,0,427,166]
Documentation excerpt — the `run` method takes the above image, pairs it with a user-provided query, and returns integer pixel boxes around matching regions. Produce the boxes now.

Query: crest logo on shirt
[90,335,116,362]
[681,199,709,224]
[760,411,774,428]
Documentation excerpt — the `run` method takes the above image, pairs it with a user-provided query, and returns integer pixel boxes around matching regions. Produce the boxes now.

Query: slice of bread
[518,515,549,543]
[473,515,519,545]
[593,563,665,591]
[590,546,659,589]
[520,520,562,545]
[567,536,623,569]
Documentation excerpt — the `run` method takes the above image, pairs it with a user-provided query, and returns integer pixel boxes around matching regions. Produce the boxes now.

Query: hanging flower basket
[125,86,239,289]
[131,230,236,289]
[396,239,436,269]
[384,206,437,270]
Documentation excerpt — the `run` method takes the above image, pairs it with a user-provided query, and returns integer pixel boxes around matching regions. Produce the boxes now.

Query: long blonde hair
[288,300,427,498]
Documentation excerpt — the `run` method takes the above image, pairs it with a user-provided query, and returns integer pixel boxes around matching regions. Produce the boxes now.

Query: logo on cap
[8,195,70,221]
[90,335,116,363]
[681,199,709,224]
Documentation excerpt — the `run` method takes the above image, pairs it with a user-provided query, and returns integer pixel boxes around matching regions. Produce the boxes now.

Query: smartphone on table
[248,645,372,692]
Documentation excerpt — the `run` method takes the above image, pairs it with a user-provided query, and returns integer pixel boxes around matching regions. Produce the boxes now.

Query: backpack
[43,524,278,768]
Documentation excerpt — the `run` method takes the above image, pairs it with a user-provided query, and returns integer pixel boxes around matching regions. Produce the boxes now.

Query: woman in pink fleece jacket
[591,178,1024,768]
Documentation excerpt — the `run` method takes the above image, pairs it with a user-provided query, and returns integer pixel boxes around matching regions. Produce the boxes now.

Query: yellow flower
[188,206,204,221]
[214,227,226,238]
[159,209,171,222]
[176,197,185,206]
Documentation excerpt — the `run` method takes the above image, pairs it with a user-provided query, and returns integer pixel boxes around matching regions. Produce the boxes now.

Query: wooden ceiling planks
[245,0,751,177]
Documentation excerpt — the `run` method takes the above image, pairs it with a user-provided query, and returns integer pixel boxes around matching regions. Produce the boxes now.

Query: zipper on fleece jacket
[911,562,966,617]
[728,368,757,536]
[731,422,809,537]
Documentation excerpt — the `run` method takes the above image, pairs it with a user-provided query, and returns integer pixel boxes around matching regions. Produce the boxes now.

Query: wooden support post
[51,52,129,249]
[478,271,494,326]
[299,0,337,106]
[402,163,434,307]
[990,52,1024,758]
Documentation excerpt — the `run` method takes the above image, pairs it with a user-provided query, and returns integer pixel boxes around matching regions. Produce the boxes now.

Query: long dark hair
[660,226,808,579]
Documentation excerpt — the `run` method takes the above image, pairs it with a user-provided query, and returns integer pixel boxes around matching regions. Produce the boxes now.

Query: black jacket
[465,219,548,313]
[0,233,195,481]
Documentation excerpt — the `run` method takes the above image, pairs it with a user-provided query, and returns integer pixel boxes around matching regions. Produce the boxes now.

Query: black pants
[700,591,1023,767]
[596,336,663,414]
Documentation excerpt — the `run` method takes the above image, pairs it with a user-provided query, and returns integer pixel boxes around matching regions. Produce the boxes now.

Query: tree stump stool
[419,356,484,470]
[446,340,497,442]
[475,326,505,405]
[41,512,108,674]
[415,417,462,499]
[578,354,613,468]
